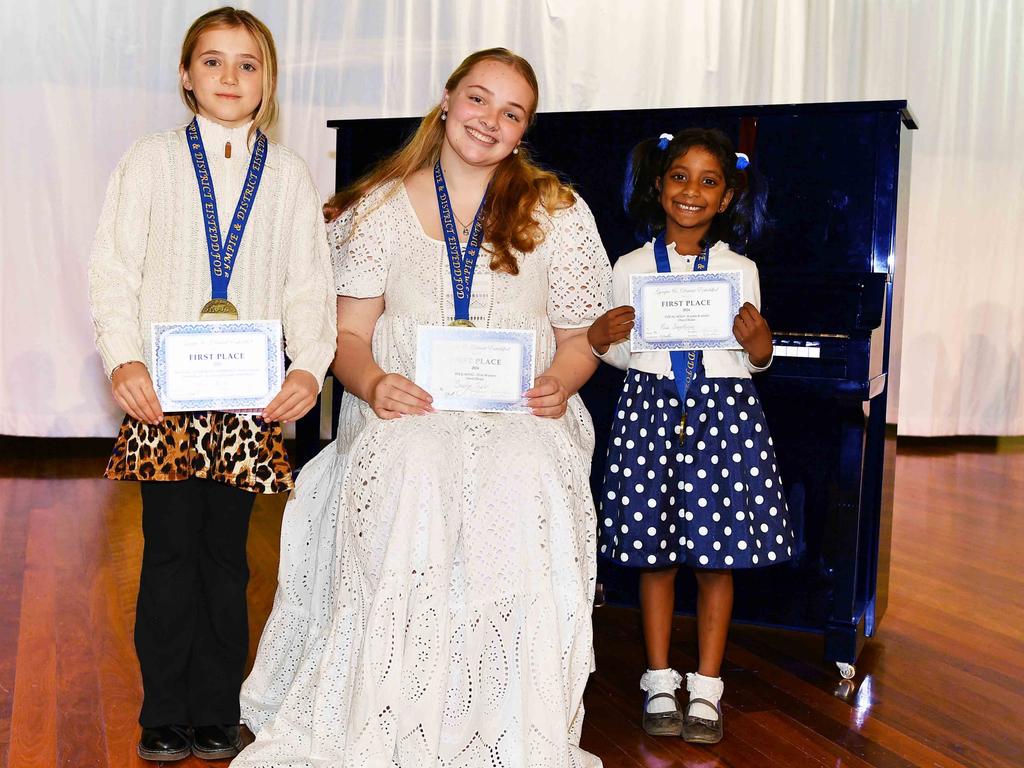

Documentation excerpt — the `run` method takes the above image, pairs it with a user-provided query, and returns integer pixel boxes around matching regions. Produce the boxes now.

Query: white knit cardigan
[89,115,336,385]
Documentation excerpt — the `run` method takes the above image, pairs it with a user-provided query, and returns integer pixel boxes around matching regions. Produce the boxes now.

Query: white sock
[686,672,724,721]
[640,668,683,714]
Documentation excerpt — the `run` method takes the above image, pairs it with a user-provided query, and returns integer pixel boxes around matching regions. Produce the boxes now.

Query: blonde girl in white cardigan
[88,7,334,762]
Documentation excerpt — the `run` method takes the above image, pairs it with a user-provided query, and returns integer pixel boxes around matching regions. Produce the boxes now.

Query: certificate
[415,326,535,413]
[630,270,743,352]
[151,320,284,412]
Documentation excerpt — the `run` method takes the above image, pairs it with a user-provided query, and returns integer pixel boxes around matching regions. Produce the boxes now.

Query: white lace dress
[236,181,613,768]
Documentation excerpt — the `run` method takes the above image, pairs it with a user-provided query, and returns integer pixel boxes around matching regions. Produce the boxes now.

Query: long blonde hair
[325,47,575,275]
[179,7,279,145]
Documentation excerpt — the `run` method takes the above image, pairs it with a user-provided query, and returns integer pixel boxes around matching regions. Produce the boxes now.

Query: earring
[440,110,447,121]
[513,145,519,155]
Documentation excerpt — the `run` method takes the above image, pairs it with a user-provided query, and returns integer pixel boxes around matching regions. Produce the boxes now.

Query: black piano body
[310,100,915,671]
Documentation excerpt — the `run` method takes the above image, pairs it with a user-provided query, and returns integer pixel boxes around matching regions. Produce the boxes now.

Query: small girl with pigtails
[589,127,794,744]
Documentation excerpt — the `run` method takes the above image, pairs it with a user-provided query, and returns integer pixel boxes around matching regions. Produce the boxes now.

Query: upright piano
[305,100,916,674]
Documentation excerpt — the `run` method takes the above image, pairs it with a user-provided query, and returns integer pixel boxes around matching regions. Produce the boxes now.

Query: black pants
[136,478,255,727]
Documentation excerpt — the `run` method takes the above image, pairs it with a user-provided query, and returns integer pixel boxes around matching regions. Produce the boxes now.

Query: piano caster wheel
[833,678,856,700]
[836,662,856,680]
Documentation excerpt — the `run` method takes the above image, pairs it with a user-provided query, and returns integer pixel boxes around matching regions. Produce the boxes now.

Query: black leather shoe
[192,724,243,760]
[137,725,191,762]
[681,697,724,744]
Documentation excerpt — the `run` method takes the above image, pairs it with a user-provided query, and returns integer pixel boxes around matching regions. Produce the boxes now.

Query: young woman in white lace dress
[234,48,613,767]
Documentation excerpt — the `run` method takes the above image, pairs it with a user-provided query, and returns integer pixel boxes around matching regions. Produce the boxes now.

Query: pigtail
[745,165,772,249]
[623,137,668,242]
[710,162,770,255]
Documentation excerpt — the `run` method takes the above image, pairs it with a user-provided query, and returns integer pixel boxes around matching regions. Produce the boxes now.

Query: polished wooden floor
[0,436,1020,767]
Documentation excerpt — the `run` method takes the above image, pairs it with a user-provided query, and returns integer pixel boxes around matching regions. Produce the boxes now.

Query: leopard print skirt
[105,411,293,494]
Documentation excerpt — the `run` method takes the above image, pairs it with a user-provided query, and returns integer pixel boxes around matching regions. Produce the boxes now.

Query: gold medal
[449,319,475,328]
[200,299,239,321]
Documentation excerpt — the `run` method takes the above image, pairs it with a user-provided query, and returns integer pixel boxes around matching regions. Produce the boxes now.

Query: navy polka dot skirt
[598,368,794,570]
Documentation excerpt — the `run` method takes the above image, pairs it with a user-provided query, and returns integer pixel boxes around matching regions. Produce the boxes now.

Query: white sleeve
[594,255,633,370]
[742,261,773,372]
[280,161,338,386]
[331,189,391,299]
[88,138,153,377]
[545,197,613,329]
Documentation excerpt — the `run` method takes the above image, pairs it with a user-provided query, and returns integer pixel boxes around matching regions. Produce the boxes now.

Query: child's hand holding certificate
[630,270,744,352]
[151,320,285,412]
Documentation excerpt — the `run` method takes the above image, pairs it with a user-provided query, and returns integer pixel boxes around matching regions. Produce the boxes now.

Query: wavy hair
[325,48,575,275]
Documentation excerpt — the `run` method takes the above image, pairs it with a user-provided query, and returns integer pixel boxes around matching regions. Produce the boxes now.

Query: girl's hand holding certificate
[732,302,772,367]
[261,370,321,423]
[589,301,771,364]
[111,361,163,425]
[588,306,636,355]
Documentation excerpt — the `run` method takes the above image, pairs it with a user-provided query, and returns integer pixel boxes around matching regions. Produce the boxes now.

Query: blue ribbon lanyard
[433,160,487,326]
[653,233,709,442]
[186,118,268,313]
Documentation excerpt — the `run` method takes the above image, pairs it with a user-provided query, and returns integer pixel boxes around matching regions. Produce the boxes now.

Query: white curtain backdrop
[1,0,1021,437]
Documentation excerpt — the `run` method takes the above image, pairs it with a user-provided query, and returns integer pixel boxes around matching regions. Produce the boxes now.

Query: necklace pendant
[462,226,470,236]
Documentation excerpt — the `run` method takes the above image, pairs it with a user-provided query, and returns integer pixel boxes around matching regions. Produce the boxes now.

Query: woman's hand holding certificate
[414,326,536,413]
[368,373,434,419]
[525,374,570,419]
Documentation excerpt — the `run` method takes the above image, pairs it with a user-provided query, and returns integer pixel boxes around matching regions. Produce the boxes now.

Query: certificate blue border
[415,325,536,413]
[629,270,743,351]
[151,320,284,412]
